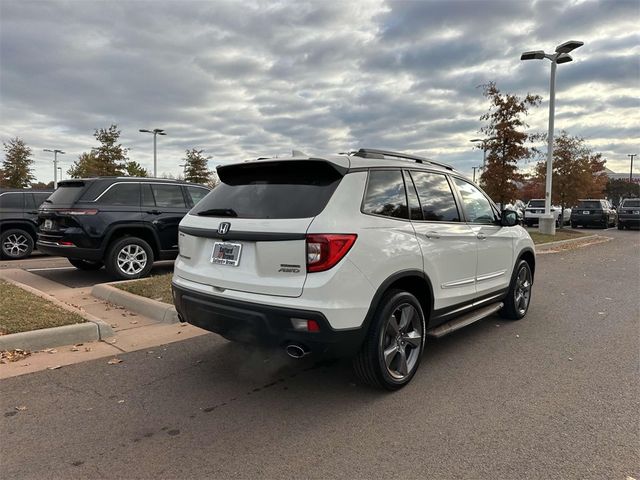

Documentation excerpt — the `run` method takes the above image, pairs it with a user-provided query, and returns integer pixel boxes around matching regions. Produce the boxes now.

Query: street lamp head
[556,53,573,64]
[520,50,546,61]
[470,138,483,143]
[43,148,53,152]
[153,128,165,134]
[157,132,167,136]
[555,40,584,54]
[139,129,152,133]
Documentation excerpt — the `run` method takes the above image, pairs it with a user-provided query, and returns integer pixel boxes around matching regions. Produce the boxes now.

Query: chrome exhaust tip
[284,343,309,359]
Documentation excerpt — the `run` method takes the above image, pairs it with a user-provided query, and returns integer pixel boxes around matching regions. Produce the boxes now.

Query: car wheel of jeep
[68,258,104,271]
[353,289,426,390]
[501,260,532,320]
[1,229,34,260]
[106,237,154,280]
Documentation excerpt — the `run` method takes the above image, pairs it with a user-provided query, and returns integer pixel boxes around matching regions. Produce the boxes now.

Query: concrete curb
[0,277,114,351]
[91,283,178,324]
[534,234,600,251]
[0,323,99,351]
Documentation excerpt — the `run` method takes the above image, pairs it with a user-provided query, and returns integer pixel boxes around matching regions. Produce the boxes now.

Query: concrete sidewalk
[0,269,205,379]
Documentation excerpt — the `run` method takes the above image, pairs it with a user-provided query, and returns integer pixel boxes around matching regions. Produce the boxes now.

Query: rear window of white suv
[191,160,342,219]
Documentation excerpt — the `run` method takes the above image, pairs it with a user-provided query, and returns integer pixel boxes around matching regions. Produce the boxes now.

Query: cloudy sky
[1,0,638,183]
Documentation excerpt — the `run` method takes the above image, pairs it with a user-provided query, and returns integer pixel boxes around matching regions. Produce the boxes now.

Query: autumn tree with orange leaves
[477,82,541,206]
[531,131,606,227]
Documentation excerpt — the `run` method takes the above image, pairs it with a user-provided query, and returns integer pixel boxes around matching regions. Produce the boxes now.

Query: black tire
[1,228,34,259]
[68,258,104,270]
[105,236,154,280]
[618,223,624,230]
[571,222,577,229]
[353,289,426,391]
[501,260,533,321]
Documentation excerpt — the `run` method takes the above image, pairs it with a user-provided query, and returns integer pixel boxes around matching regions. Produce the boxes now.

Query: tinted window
[191,161,342,219]
[622,199,640,207]
[410,171,460,222]
[0,193,23,209]
[403,171,422,220]
[33,193,51,206]
[46,183,85,205]
[186,186,208,205]
[528,200,545,208]
[25,194,35,209]
[152,184,186,208]
[141,184,155,207]
[362,170,408,219]
[577,200,603,209]
[98,183,140,206]
[452,178,495,223]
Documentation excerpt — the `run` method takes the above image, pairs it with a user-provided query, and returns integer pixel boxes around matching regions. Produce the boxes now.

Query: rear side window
[410,171,460,222]
[622,199,640,207]
[0,193,23,209]
[33,193,51,206]
[362,170,408,219]
[98,183,140,206]
[186,186,208,206]
[152,184,186,208]
[191,161,342,219]
[25,194,36,209]
[46,183,85,205]
[527,200,545,208]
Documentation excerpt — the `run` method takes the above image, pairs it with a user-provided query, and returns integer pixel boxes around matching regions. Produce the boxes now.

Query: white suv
[172,149,535,390]
[524,199,571,227]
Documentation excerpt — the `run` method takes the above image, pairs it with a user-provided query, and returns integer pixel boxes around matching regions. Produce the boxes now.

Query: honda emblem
[218,222,230,235]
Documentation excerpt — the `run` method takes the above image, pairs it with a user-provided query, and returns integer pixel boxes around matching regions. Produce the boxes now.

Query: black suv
[570,199,617,229]
[1,189,53,259]
[617,198,640,229]
[37,177,209,279]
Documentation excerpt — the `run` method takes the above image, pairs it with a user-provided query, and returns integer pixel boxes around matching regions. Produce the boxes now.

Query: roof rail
[353,148,455,171]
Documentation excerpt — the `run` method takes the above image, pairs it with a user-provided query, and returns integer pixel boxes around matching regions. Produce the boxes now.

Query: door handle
[477,232,486,240]
[425,231,440,239]
[146,210,161,215]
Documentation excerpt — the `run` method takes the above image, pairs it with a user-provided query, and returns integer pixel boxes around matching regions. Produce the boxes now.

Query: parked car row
[570,199,618,229]
[523,199,572,227]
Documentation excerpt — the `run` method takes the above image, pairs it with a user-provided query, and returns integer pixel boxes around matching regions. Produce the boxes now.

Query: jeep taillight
[306,234,357,273]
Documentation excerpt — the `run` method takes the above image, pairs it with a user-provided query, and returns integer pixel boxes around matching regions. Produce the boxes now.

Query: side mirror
[501,209,518,227]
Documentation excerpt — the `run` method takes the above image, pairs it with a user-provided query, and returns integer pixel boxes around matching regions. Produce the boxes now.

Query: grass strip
[0,280,85,335]
[115,273,173,304]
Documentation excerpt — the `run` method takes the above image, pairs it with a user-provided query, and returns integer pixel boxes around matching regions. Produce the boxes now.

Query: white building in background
[605,167,640,184]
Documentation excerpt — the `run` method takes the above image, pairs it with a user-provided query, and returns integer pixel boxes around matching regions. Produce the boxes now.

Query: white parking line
[26,266,77,272]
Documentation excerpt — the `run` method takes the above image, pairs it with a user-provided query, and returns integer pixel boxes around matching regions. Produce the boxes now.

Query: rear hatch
[526,200,545,215]
[575,200,603,215]
[620,200,640,215]
[177,158,347,297]
[38,180,94,242]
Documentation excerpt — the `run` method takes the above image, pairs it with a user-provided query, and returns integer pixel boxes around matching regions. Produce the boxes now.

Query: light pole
[57,166,63,181]
[521,40,584,235]
[628,154,637,182]
[139,128,166,177]
[472,166,479,183]
[470,137,497,171]
[43,149,65,189]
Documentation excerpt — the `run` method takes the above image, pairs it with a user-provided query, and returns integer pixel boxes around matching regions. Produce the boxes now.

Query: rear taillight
[306,234,357,273]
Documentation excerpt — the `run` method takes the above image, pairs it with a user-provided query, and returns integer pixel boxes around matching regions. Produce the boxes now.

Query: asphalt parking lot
[1,228,639,479]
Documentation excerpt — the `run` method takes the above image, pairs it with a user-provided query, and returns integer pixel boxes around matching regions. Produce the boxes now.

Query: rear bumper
[570,214,607,226]
[36,240,103,261]
[172,283,366,357]
[618,215,640,226]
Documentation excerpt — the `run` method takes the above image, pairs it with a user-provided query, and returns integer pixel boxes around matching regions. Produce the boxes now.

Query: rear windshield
[622,199,640,207]
[577,201,602,209]
[44,183,86,205]
[191,161,342,219]
[528,200,545,208]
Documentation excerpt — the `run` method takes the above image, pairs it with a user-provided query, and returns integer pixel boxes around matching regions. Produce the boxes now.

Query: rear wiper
[196,208,238,217]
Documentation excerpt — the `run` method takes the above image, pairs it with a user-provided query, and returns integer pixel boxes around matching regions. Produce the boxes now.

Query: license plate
[43,219,53,230]
[583,211,589,214]
[210,242,242,266]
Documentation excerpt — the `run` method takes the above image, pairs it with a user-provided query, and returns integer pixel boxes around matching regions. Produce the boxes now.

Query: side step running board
[427,302,504,338]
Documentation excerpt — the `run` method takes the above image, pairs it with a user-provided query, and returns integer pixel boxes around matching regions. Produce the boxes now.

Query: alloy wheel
[3,233,29,257]
[514,266,532,316]
[380,303,423,380]
[116,244,147,275]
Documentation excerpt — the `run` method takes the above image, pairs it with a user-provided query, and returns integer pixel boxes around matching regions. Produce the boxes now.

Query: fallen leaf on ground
[108,339,117,344]
[107,358,123,365]
[110,324,118,328]
[74,343,84,347]
[84,347,92,352]
[70,347,80,352]
[47,365,62,370]
[15,406,27,411]
[129,320,138,324]
[598,312,605,315]
[117,399,125,404]
[42,348,57,354]
[0,349,31,363]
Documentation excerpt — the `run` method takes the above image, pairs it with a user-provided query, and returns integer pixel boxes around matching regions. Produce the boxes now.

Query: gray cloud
[0,0,638,183]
